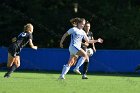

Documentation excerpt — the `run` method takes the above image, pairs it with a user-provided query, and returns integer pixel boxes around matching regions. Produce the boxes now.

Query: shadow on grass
[1,69,140,77]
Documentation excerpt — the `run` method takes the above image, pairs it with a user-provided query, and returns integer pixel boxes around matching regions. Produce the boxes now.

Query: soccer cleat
[73,68,81,74]
[58,75,65,80]
[82,75,88,79]
[4,73,10,78]
[135,65,140,72]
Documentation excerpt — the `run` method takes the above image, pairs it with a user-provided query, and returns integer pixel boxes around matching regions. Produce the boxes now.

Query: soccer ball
[86,48,94,56]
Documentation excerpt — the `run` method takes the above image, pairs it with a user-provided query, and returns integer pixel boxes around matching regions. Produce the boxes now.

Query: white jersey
[67,27,88,50]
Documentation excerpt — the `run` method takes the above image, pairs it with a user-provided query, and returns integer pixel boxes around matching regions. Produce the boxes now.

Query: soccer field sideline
[0,71,140,93]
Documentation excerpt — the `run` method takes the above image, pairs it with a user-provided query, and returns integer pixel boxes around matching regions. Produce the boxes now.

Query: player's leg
[68,56,78,66]
[73,56,85,74]
[4,53,20,78]
[72,57,78,66]
[0,47,15,68]
[4,53,15,78]
[82,48,95,79]
[59,46,80,79]
[14,55,20,68]
[59,47,88,79]
[82,48,91,79]
[5,56,20,77]
[7,53,15,67]
[73,49,89,74]
[59,55,77,79]
[82,60,89,79]
[7,55,20,74]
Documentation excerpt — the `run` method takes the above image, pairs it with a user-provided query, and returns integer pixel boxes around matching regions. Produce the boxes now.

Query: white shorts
[69,45,81,57]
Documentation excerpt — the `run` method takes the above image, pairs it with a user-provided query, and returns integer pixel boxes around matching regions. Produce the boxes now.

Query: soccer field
[0,71,140,93]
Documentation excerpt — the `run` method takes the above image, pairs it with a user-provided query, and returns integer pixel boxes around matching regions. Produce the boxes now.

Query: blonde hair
[24,23,33,32]
[70,17,79,26]
[70,17,86,27]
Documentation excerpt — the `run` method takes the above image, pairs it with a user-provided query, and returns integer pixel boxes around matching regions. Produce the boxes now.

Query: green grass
[0,71,140,93]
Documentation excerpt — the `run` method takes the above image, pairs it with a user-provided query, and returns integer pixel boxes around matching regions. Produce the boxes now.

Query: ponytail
[70,17,86,27]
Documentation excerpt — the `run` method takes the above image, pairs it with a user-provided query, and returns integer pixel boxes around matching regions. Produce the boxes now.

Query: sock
[74,57,86,69]
[61,64,70,77]
[0,62,7,68]
[83,62,89,75]
[6,64,17,75]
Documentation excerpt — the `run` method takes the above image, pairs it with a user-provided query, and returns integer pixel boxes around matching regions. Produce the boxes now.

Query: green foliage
[0,0,140,49]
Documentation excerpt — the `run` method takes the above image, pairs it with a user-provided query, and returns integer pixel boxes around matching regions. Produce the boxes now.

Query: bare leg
[4,54,20,78]
[73,49,89,74]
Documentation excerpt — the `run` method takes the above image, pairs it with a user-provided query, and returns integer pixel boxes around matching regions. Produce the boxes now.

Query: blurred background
[0,0,140,49]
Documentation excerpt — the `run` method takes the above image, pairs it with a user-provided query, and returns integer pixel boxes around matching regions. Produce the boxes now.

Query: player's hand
[33,46,38,50]
[97,38,103,43]
[60,43,63,48]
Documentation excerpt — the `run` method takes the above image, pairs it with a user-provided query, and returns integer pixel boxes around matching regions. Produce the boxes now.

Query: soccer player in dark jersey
[73,21,103,79]
[0,23,37,78]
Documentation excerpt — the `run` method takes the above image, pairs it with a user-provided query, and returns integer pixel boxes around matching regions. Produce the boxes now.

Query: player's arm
[29,39,38,50]
[84,34,97,44]
[92,36,96,52]
[60,32,69,48]
[86,37,103,44]
[92,43,96,52]
[84,33,103,44]
[81,42,89,47]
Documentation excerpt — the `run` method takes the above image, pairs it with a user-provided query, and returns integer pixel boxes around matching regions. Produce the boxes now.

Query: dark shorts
[8,43,21,57]
[81,46,87,51]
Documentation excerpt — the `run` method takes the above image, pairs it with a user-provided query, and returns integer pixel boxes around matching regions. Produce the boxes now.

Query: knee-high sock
[0,62,7,68]
[61,64,70,77]
[74,57,85,69]
[83,62,89,75]
[6,64,17,75]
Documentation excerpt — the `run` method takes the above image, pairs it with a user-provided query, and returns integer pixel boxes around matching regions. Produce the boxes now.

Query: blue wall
[0,47,140,72]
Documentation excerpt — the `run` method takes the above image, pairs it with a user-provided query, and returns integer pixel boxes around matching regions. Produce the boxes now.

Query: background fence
[0,47,140,72]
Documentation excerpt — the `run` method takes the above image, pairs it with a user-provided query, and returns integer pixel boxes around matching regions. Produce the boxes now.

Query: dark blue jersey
[87,31,93,48]
[82,31,93,50]
[8,31,33,57]
[16,31,33,48]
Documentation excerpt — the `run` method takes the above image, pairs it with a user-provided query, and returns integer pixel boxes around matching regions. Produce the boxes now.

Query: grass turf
[0,71,140,93]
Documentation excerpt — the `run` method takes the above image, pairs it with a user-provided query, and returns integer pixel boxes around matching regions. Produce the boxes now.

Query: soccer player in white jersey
[73,21,103,79]
[59,18,103,79]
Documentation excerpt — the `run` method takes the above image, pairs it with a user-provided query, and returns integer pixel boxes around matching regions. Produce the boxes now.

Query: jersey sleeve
[67,28,74,35]
[83,31,89,42]
[29,33,33,40]
[90,32,93,37]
